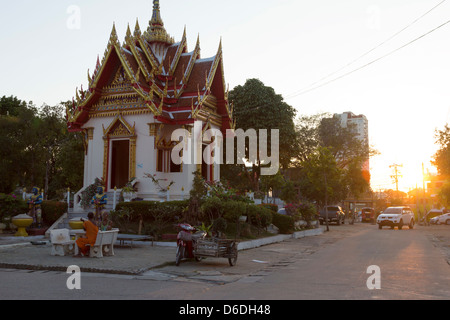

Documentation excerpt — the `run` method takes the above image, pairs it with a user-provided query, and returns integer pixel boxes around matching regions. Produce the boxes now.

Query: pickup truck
[377,206,415,230]
[319,206,345,225]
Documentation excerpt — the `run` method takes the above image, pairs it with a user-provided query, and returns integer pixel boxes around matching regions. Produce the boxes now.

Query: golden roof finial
[134,18,142,38]
[150,0,164,27]
[125,23,133,44]
[144,0,174,44]
[108,22,119,47]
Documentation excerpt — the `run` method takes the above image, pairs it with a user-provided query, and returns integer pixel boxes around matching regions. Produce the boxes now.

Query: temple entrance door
[110,140,130,189]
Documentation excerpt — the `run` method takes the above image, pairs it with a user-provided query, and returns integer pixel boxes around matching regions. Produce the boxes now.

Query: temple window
[156,148,182,173]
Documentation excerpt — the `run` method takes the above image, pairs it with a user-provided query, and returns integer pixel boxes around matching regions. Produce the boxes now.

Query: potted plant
[121,178,137,202]
[144,173,174,199]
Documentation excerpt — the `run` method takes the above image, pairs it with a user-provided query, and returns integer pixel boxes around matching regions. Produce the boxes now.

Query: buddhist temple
[66,0,233,207]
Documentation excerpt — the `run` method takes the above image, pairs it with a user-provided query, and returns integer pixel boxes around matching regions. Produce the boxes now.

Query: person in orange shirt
[75,212,99,257]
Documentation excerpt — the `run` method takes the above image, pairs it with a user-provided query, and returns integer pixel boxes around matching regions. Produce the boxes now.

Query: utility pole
[324,172,329,232]
[390,164,403,194]
[422,163,427,225]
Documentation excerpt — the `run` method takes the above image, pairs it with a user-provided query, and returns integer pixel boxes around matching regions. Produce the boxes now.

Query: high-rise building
[335,111,370,174]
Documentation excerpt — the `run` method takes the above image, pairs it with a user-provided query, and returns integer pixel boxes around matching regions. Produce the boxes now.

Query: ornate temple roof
[67,0,233,132]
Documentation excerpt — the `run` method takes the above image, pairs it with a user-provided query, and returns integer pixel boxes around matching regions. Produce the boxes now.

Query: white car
[429,216,439,225]
[435,213,450,225]
[377,206,415,230]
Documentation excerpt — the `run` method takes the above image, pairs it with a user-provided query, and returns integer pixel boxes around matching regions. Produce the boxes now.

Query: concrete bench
[117,234,154,248]
[50,229,75,256]
[87,229,119,258]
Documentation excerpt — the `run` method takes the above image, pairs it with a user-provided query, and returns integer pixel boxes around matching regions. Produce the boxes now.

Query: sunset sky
[1,0,449,192]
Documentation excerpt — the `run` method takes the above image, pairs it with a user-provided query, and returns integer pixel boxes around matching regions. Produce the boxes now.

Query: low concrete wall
[152,228,324,250]
[238,227,323,251]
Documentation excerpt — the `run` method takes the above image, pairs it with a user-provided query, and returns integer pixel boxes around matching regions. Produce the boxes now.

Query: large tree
[432,124,450,176]
[0,96,42,192]
[226,78,298,191]
[0,96,84,198]
[318,115,370,169]
[293,113,373,205]
[297,147,346,207]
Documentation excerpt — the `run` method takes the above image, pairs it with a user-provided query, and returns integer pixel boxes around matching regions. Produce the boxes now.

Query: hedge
[271,212,295,234]
[114,200,189,223]
[246,205,273,229]
[41,201,68,225]
[257,203,279,213]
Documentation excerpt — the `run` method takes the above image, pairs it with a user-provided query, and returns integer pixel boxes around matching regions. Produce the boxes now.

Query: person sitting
[75,212,99,257]
[100,210,113,231]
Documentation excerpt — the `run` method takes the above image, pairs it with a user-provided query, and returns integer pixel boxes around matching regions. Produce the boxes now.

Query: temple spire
[145,0,174,44]
[151,0,164,27]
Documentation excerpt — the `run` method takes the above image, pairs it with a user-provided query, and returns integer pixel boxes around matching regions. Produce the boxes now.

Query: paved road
[0,223,449,300]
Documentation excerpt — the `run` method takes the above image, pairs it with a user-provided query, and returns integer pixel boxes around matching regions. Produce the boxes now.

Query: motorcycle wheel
[175,245,184,266]
[228,243,238,267]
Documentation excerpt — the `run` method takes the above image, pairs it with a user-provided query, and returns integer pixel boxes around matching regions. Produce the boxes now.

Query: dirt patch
[421,224,450,265]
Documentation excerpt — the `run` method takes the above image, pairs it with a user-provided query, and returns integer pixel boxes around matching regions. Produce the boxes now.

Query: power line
[286,17,450,98]
[285,0,448,99]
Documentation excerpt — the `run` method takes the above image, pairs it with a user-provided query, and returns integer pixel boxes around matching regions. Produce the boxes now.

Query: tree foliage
[227,79,298,190]
[292,113,373,205]
[0,96,84,198]
[297,147,346,207]
[432,124,450,176]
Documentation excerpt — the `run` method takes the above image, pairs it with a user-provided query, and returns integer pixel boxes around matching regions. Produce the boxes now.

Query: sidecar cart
[194,238,239,266]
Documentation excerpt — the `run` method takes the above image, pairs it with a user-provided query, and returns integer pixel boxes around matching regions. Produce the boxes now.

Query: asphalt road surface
[0,223,449,301]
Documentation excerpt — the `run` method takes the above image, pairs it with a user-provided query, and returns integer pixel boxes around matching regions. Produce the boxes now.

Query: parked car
[376,206,415,230]
[319,206,345,225]
[361,207,375,223]
[434,213,450,225]
[277,208,287,215]
[424,209,443,224]
[429,216,439,225]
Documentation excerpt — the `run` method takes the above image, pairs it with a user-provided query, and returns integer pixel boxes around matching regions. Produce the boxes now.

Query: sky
[1,0,450,193]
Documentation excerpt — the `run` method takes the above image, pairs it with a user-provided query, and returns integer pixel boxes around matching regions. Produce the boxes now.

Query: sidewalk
[0,228,323,276]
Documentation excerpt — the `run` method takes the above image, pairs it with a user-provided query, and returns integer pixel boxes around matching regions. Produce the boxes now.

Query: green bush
[223,200,247,223]
[112,200,189,236]
[0,193,28,220]
[212,217,228,234]
[200,196,225,222]
[247,205,273,229]
[41,201,68,225]
[271,212,295,234]
[115,200,188,223]
[298,202,318,223]
[257,203,278,213]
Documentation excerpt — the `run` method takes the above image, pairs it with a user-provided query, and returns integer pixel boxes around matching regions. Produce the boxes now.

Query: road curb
[238,227,323,250]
